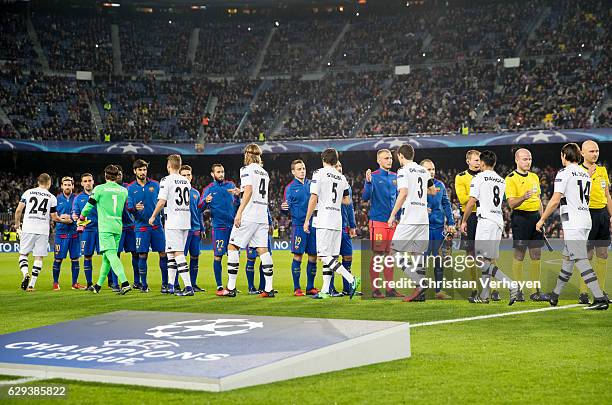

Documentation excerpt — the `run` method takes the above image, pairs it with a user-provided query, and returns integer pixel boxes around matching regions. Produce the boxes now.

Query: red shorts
[369,220,396,252]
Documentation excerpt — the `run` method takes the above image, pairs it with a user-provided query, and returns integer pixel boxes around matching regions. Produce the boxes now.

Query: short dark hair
[561,143,581,163]
[133,159,149,170]
[397,144,414,160]
[480,150,497,168]
[180,165,192,173]
[104,164,120,181]
[321,148,338,165]
[211,163,223,172]
[81,173,93,180]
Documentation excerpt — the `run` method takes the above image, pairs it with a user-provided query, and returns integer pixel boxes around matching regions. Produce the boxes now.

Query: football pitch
[0,250,610,404]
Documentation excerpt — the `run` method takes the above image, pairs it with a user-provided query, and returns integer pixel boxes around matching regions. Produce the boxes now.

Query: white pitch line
[0,377,40,386]
[410,304,583,328]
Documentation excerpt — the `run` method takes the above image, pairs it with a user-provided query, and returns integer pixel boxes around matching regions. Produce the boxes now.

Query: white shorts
[19,233,49,257]
[316,228,342,257]
[562,228,590,260]
[475,218,502,259]
[165,229,189,253]
[391,224,429,254]
[229,221,269,249]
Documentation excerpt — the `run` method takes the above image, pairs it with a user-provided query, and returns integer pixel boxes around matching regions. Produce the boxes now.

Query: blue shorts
[212,228,230,257]
[340,229,353,257]
[54,234,81,260]
[248,235,272,259]
[426,227,445,256]
[184,231,202,257]
[291,225,317,255]
[80,230,99,257]
[119,228,136,253]
[135,226,166,253]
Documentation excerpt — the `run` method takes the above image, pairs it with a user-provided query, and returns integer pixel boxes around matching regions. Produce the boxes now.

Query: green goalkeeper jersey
[82,181,128,235]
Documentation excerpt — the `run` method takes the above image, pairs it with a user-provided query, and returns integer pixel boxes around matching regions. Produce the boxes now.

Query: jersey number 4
[258,179,267,199]
[28,197,49,215]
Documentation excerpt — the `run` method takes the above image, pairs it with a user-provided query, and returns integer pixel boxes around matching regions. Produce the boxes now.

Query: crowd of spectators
[0,71,95,141]
[0,13,36,69]
[119,17,192,75]
[33,14,113,73]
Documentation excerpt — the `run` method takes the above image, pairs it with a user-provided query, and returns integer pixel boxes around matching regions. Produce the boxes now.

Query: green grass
[0,251,610,404]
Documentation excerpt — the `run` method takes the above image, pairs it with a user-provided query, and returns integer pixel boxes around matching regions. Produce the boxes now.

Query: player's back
[94,182,128,234]
[471,170,505,228]
[240,163,269,224]
[159,173,191,230]
[398,161,430,225]
[312,166,348,231]
[21,187,56,235]
[555,163,592,230]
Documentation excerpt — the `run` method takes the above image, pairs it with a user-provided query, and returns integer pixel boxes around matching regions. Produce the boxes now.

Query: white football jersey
[240,163,270,224]
[397,161,431,225]
[470,170,505,229]
[311,166,349,231]
[158,173,191,230]
[554,163,592,230]
[20,187,57,235]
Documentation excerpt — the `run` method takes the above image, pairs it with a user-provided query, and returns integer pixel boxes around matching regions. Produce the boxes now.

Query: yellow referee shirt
[505,170,541,212]
[581,164,610,209]
[454,169,479,213]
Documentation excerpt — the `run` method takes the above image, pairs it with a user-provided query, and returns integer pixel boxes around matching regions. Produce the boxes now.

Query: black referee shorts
[511,210,544,249]
[587,208,611,249]
[460,213,477,251]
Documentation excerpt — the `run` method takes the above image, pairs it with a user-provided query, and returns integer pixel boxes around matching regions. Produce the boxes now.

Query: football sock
[529,259,541,293]
[176,255,192,289]
[400,255,424,285]
[258,264,266,291]
[383,262,394,290]
[330,272,336,292]
[575,259,604,298]
[167,254,178,290]
[321,264,332,294]
[159,255,169,286]
[227,249,239,290]
[52,259,61,283]
[260,251,274,292]
[369,256,379,291]
[108,266,118,287]
[71,259,80,285]
[469,262,480,285]
[306,260,317,291]
[433,255,443,293]
[138,255,148,287]
[341,258,352,292]
[512,258,523,284]
[553,259,574,296]
[594,256,607,291]
[84,257,93,285]
[132,253,140,285]
[29,259,43,288]
[291,258,302,290]
[479,261,492,299]
[213,258,223,288]
[189,256,199,286]
[490,264,514,290]
[245,260,255,289]
[323,256,354,284]
[18,254,28,278]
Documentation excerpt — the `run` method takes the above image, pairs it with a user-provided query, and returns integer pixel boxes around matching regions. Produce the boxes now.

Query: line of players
[14,141,611,308]
[14,145,361,299]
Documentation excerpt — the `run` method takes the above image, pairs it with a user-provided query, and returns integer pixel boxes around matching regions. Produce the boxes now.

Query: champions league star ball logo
[146,319,264,340]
